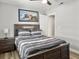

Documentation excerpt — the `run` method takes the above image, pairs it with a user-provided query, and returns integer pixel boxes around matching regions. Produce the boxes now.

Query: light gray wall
[0,3,18,37]
[53,0,79,51]
[0,3,48,38]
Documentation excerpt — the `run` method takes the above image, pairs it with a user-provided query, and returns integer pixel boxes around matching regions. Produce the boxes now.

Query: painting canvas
[18,9,39,22]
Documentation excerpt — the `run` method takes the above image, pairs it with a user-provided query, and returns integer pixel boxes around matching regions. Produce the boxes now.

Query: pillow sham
[31,30,41,35]
[18,31,31,36]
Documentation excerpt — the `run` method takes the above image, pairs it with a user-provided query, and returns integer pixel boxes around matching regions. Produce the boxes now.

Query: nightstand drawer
[0,46,13,50]
[0,41,14,45]
[0,43,14,47]
[0,47,14,53]
[0,44,15,53]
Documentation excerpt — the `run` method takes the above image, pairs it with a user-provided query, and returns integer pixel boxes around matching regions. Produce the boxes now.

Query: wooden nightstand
[0,37,16,54]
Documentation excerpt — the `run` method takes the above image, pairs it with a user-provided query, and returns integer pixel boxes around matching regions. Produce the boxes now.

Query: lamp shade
[4,28,9,34]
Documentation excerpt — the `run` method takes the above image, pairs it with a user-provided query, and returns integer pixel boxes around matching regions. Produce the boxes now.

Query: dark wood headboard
[14,24,40,37]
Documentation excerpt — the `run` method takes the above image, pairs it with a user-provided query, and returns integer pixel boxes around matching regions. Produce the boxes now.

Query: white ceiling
[0,0,74,14]
[0,0,57,14]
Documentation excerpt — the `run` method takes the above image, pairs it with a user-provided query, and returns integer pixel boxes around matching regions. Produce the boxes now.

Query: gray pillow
[18,31,31,36]
[31,31,41,35]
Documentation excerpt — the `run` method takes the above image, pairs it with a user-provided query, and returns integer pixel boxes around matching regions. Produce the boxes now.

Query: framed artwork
[18,9,39,22]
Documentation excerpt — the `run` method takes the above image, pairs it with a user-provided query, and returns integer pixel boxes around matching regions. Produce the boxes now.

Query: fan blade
[30,0,42,1]
[30,0,52,5]
[47,1,52,5]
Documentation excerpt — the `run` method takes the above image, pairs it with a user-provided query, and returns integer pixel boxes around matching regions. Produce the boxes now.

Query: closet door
[47,15,55,37]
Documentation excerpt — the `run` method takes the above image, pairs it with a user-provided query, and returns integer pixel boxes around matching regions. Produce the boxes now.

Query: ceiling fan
[30,0,52,5]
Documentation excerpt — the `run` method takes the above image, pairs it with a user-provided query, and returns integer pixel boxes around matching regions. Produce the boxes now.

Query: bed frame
[14,24,70,59]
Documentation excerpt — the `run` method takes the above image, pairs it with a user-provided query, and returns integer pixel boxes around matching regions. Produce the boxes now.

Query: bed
[14,24,70,59]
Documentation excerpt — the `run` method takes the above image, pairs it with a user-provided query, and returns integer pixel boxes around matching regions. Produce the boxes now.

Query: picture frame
[18,9,39,22]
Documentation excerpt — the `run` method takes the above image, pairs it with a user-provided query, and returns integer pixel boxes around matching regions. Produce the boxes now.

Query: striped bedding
[15,35,66,59]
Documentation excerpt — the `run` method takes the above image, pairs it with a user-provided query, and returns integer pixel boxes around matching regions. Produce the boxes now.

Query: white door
[48,15,55,37]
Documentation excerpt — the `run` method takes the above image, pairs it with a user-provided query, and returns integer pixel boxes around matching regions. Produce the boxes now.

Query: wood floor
[0,51,79,59]
[70,52,79,59]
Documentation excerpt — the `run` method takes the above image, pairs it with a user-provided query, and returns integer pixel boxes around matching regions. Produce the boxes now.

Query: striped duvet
[15,35,66,59]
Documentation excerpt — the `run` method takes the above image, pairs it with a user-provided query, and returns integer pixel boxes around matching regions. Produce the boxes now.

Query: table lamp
[4,28,9,39]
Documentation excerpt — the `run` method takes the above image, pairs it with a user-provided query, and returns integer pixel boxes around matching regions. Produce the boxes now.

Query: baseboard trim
[70,48,79,54]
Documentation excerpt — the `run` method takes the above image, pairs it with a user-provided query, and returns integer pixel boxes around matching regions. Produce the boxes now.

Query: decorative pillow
[31,30,42,35]
[18,31,31,36]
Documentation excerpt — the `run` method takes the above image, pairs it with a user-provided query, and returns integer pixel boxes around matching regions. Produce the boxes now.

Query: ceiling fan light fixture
[42,0,47,4]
